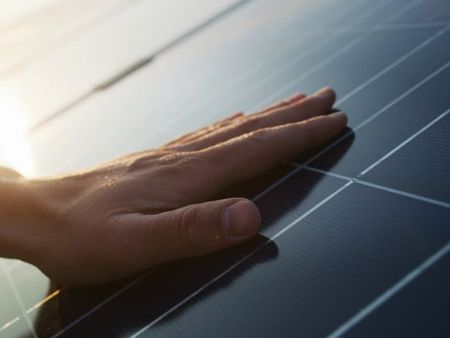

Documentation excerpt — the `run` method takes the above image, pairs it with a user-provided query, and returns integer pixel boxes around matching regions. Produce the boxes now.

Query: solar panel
[1,0,449,337]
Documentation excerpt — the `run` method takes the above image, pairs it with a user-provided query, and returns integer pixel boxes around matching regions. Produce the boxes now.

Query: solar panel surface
[0,0,449,337]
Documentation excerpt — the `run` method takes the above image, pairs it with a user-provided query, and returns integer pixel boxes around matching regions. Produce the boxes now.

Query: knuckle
[241,116,262,132]
[301,96,317,112]
[177,206,197,248]
[302,117,321,140]
[125,150,172,172]
[157,152,197,176]
[126,156,152,172]
[246,128,271,146]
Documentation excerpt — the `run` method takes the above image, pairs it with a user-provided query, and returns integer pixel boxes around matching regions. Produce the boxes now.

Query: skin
[0,87,347,285]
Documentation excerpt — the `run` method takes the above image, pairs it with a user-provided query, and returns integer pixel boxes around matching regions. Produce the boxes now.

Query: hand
[22,87,346,285]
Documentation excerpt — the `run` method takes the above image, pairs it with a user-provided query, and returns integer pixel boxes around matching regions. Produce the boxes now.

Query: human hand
[22,87,346,285]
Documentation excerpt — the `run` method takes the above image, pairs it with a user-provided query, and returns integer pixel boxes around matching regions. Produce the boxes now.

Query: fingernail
[223,201,260,238]
[313,86,333,99]
[328,111,346,119]
[328,111,348,125]
[288,93,305,102]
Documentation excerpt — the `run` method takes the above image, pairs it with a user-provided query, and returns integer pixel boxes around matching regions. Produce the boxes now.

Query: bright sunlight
[0,86,34,177]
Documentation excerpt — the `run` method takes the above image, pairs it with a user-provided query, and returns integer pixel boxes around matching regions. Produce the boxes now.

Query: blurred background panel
[0,0,240,173]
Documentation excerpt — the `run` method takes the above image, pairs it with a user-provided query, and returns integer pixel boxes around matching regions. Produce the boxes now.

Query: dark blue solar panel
[1,0,450,337]
[362,112,450,203]
[59,183,450,338]
[343,251,450,338]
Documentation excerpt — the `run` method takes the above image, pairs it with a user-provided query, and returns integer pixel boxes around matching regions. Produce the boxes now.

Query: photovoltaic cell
[362,112,450,203]
[343,252,450,338]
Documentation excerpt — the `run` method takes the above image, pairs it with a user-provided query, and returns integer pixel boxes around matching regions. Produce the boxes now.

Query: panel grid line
[52,269,154,338]
[303,166,450,209]
[339,21,450,31]
[327,242,450,338]
[0,262,38,338]
[336,25,450,106]
[356,180,450,209]
[302,22,450,35]
[0,316,20,333]
[359,107,450,176]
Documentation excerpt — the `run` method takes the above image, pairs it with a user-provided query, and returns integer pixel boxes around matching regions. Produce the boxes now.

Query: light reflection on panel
[0,87,35,176]
[1,0,241,133]
[28,0,392,177]
[0,0,133,75]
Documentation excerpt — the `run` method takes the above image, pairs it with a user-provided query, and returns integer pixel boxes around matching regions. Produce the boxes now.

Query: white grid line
[362,20,450,30]
[328,242,450,338]
[52,269,154,338]
[303,166,450,209]
[359,107,450,176]
[130,181,354,338]
[316,21,450,33]
[303,166,354,181]
[336,25,450,106]
[0,316,20,333]
[356,180,450,209]
[0,262,38,338]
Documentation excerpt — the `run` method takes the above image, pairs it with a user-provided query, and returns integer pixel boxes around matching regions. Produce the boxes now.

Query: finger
[121,198,260,267]
[179,112,244,144]
[194,112,347,192]
[164,112,244,147]
[164,93,306,149]
[175,87,336,151]
[257,92,306,115]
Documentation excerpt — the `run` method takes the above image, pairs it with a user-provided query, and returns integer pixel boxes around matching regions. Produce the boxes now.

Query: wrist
[0,176,58,264]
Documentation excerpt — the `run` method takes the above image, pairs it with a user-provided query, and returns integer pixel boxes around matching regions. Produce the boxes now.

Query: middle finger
[174,87,336,151]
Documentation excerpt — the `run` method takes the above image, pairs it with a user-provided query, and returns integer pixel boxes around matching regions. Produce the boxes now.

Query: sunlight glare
[0,87,35,177]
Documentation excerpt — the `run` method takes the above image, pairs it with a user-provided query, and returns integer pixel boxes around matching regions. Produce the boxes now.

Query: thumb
[130,198,261,266]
